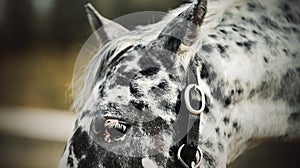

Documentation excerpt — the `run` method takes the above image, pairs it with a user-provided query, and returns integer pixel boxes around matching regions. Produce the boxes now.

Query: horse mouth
[92,116,131,143]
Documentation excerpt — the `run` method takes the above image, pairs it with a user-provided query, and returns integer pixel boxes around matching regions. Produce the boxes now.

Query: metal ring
[177,144,203,168]
[184,84,205,115]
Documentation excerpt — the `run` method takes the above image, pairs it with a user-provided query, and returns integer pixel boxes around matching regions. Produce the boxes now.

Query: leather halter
[177,65,205,168]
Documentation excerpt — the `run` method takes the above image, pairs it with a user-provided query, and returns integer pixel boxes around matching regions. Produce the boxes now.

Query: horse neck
[190,1,300,166]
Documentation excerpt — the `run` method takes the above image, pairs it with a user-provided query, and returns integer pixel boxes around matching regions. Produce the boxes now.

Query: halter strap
[177,66,205,168]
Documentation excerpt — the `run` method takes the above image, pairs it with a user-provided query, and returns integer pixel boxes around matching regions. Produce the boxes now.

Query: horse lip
[104,115,124,121]
[104,115,131,124]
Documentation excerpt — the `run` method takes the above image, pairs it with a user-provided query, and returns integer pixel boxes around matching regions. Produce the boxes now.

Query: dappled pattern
[59,0,300,168]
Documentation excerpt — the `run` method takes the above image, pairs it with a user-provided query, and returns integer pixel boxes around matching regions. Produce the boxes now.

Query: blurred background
[0,0,298,167]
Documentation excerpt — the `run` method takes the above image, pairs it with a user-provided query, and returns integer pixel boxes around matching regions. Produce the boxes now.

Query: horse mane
[71,0,287,114]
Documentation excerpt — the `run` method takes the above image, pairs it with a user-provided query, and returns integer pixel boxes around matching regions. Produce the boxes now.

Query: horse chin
[63,126,151,167]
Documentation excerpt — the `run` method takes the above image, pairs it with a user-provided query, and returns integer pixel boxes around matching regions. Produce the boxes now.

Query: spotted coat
[59,0,300,167]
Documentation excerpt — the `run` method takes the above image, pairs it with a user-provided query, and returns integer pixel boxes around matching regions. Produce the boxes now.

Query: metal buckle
[184,84,205,115]
[177,144,203,168]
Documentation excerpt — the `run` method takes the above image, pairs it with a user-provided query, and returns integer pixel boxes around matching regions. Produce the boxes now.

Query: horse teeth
[122,125,126,132]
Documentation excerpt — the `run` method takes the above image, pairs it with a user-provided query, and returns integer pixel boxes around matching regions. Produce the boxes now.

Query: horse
[58,0,300,167]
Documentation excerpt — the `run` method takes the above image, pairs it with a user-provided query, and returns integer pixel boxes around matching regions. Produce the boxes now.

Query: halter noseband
[177,66,205,168]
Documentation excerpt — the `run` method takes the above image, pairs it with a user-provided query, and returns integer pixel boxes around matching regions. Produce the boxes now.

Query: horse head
[59,1,212,167]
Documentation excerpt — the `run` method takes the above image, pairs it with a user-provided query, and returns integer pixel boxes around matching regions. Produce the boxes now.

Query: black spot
[140,67,160,77]
[202,44,213,53]
[291,27,299,33]
[249,18,259,28]
[219,29,227,34]
[227,133,232,138]
[158,81,169,90]
[204,141,213,149]
[236,41,254,51]
[282,3,291,11]
[200,63,209,79]
[232,27,239,32]
[108,102,117,109]
[218,143,224,153]
[281,3,298,24]
[168,74,176,81]
[72,127,100,168]
[275,69,299,105]
[208,34,217,38]
[261,16,279,30]
[231,24,238,28]
[215,127,220,136]
[130,100,148,111]
[263,57,269,63]
[99,85,105,97]
[288,113,299,123]
[151,86,164,97]
[240,34,247,39]
[211,80,225,102]
[67,145,74,167]
[217,44,226,54]
[252,30,258,34]
[233,122,238,127]
[203,151,216,168]
[203,95,210,114]
[286,13,297,23]
[233,122,241,132]
[223,117,230,125]
[203,106,210,114]
[296,67,300,73]
[236,42,243,47]
[247,2,256,11]
[135,44,146,49]
[224,97,231,106]
[174,93,181,115]
[129,82,143,97]
[237,89,243,95]
[67,156,74,168]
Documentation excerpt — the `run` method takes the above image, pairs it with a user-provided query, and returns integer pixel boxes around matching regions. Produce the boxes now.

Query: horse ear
[156,0,207,52]
[84,3,129,45]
